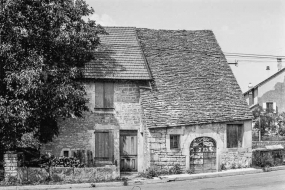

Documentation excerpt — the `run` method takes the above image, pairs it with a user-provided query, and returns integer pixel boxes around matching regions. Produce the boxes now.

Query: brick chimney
[277,58,282,71]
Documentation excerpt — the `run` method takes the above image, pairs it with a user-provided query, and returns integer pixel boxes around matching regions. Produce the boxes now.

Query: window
[266,102,273,112]
[170,135,180,149]
[227,124,243,148]
[263,102,276,113]
[249,91,254,106]
[94,131,114,162]
[63,151,69,157]
[95,82,114,109]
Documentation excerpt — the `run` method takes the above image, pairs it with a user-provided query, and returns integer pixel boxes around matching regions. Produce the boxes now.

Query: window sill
[94,108,115,113]
[169,148,181,152]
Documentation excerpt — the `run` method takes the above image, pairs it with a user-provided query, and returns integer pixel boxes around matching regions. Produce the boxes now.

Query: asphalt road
[61,170,285,190]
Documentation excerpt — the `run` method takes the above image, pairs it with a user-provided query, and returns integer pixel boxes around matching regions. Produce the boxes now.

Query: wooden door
[120,130,138,172]
[190,137,216,173]
[94,131,114,166]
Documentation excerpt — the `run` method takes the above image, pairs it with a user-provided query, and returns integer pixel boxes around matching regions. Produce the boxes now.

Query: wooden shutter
[95,131,114,162]
[104,82,114,108]
[95,82,104,108]
[273,102,277,113]
[262,103,266,110]
[227,125,243,148]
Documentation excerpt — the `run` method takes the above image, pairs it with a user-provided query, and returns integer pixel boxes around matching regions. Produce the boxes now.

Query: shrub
[220,163,226,171]
[252,152,274,168]
[185,168,194,174]
[231,163,236,169]
[169,164,182,174]
[138,166,160,179]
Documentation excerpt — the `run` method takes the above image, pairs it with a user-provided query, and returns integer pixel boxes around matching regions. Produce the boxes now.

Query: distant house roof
[137,28,252,128]
[243,68,285,95]
[82,27,151,80]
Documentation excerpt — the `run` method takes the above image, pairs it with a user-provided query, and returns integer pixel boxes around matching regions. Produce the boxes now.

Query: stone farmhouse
[41,27,252,174]
[244,60,285,113]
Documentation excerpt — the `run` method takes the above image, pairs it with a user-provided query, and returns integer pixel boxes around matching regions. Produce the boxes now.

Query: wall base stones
[220,150,252,170]
[17,165,119,183]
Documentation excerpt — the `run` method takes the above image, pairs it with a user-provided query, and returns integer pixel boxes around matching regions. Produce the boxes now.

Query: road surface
[57,169,285,190]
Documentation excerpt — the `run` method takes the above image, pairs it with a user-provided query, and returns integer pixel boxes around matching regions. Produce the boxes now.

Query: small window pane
[170,135,180,149]
[63,151,69,157]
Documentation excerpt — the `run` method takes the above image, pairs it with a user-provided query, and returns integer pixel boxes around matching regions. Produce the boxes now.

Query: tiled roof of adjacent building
[82,27,152,80]
[137,28,252,128]
[243,68,285,95]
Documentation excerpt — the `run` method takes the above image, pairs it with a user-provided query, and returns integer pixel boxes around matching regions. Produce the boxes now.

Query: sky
[84,0,285,92]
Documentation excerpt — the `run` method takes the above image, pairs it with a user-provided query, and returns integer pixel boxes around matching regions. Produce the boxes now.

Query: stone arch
[189,136,216,173]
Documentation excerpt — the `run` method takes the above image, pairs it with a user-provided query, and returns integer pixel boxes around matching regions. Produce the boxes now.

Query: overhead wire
[224,52,285,60]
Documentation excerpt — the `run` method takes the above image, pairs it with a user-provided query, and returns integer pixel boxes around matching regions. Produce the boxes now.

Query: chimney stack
[266,66,270,78]
[248,82,253,89]
[277,58,282,71]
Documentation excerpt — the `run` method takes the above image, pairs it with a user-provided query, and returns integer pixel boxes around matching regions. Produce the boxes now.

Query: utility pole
[259,116,261,142]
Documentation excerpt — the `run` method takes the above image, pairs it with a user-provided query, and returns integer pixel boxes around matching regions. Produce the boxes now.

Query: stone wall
[40,80,146,172]
[220,150,252,169]
[252,141,285,149]
[17,166,118,183]
[4,152,18,181]
[145,120,252,173]
[148,128,186,171]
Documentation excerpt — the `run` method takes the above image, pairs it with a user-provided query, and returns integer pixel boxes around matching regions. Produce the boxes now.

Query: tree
[0,0,105,150]
[253,105,285,137]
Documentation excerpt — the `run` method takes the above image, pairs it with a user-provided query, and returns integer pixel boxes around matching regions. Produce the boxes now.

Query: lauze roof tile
[136,28,252,128]
[82,27,151,80]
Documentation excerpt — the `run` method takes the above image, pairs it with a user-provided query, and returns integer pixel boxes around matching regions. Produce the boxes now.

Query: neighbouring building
[41,27,252,174]
[244,59,285,113]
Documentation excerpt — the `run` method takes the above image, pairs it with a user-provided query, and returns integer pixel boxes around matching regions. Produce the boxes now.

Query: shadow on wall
[83,41,127,79]
[259,79,285,113]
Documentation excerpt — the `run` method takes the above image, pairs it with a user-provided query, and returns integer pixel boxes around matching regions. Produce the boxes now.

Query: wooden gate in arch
[190,136,216,173]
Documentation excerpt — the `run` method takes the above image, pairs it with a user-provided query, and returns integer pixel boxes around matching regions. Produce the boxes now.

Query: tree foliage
[0,0,105,149]
[253,105,285,137]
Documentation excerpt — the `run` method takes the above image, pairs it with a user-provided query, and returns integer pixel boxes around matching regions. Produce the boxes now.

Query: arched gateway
[190,137,216,173]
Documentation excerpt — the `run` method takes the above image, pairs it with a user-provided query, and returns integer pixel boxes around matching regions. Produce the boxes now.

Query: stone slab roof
[82,27,151,80]
[137,28,252,128]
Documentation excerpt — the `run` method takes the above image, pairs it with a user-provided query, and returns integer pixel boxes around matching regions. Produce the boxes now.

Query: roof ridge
[102,26,136,29]
[137,28,213,32]
[243,67,285,94]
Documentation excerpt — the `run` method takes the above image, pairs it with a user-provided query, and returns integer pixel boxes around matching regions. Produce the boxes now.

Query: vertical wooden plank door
[94,131,114,166]
[120,130,138,172]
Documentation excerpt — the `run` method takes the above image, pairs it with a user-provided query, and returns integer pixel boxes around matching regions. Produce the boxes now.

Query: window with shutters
[266,102,273,112]
[227,124,243,148]
[170,135,180,149]
[94,131,114,164]
[95,82,114,109]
